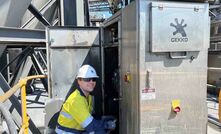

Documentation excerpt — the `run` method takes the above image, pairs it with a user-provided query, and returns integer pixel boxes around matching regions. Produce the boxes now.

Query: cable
[0,46,32,73]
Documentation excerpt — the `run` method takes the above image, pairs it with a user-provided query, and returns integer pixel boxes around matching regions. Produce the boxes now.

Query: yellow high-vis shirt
[57,89,93,131]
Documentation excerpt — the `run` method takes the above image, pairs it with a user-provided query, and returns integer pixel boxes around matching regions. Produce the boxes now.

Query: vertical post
[219,88,221,122]
[84,0,90,26]
[60,0,85,26]
[76,0,85,26]
[21,81,29,134]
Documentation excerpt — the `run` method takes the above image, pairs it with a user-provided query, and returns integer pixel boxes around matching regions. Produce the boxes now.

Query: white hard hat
[76,65,99,78]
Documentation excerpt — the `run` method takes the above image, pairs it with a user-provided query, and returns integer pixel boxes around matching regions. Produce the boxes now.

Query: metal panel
[0,0,32,27]
[150,2,207,52]
[47,27,101,100]
[120,2,139,134]
[139,1,209,134]
[49,29,99,47]
[116,0,209,134]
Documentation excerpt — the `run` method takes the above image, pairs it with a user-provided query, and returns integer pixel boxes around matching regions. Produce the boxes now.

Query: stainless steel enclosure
[103,1,209,134]
[46,27,101,100]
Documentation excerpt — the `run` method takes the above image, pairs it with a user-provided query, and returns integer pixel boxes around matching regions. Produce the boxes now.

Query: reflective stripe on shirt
[81,115,93,128]
[56,124,84,134]
[55,127,77,134]
[60,111,73,119]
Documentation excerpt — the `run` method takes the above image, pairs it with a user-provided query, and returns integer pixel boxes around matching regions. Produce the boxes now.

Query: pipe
[208,67,221,72]
[0,102,17,134]
[0,83,21,103]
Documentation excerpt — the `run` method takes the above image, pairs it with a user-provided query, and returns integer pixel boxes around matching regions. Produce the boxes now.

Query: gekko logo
[170,18,188,43]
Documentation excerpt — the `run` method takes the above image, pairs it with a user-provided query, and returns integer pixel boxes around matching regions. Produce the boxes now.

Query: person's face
[78,78,97,95]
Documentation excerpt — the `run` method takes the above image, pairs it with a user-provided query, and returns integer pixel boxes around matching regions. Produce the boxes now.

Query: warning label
[141,88,156,100]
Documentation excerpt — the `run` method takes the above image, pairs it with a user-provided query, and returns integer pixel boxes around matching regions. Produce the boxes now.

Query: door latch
[113,98,122,101]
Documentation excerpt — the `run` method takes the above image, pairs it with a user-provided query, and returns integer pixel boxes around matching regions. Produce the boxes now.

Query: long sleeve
[84,119,106,132]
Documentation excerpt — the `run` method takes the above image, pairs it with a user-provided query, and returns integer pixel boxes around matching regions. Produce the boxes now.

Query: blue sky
[90,11,112,19]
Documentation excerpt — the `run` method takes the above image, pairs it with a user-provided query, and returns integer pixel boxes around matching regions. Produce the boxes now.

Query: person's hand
[104,120,116,130]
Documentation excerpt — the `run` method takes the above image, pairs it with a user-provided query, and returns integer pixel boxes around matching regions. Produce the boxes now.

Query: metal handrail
[0,75,47,134]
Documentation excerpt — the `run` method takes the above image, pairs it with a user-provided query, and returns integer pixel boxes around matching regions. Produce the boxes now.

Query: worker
[55,64,116,134]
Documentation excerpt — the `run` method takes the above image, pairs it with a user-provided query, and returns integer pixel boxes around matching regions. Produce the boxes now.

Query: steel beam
[211,36,221,42]
[28,4,51,26]
[60,0,85,26]
[0,27,45,45]
[31,54,48,92]
[0,45,6,58]
[60,0,77,26]
[84,0,90,26]
[22,0,57,28]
